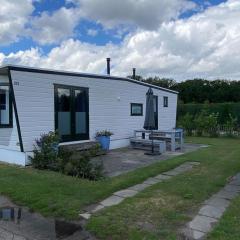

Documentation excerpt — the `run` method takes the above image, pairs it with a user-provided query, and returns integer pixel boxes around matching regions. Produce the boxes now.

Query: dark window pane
[131,103,143,116]
[164,96,168,107]
[0,86,10,125]
[75,90,87,134]
[58,88,70,111]
[57,88,71,135]
[0,91,6,110]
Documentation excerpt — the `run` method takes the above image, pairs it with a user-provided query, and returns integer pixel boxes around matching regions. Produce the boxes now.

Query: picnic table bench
[132,129,184,152]
[130,138,166,154]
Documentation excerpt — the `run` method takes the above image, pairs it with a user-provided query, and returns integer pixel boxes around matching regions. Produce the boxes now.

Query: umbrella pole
[151,130,154,153]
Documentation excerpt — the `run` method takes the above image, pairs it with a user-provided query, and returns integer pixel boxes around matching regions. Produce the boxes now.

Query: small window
[131,103,143,116]
[0,84,12,128]
[163,96,168,107]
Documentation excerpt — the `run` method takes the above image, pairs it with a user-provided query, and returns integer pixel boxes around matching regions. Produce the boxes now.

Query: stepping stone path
[183,173,240,240]
[79,161,200,220]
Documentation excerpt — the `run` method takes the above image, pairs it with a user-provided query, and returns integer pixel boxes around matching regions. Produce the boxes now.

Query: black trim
[130,103,143,116]
[8,69,24,152]
[153,95,158,130]
[54,84,89,142]
[6,66,178,94]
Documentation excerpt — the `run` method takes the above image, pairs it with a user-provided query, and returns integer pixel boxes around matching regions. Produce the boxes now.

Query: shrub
[61,152,103,181]
[31,131,60,169]
[178,113,195,136]
[194,112,206,136]
[224,114,238,137]
[204,113,219,137]
[31,132,103,180]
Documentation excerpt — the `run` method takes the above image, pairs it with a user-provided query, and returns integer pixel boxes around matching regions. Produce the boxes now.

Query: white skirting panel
[0,148,26,166]
[110,138,130,149]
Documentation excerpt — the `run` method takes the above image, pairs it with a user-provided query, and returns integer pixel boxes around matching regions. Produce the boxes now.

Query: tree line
[131,76,240,103]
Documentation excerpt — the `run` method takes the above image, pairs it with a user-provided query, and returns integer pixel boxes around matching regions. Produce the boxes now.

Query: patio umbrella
[144,88,158,155]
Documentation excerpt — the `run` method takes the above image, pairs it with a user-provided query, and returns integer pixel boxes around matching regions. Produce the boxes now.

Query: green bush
[31,131,60,169]
[204,113,219,137]
[224,114,238,137]
[178,113,195,136]
[31,132,103,180]
[177,102,240,124]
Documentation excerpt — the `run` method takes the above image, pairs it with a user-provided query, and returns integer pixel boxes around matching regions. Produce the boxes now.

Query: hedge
[177,102,240,124]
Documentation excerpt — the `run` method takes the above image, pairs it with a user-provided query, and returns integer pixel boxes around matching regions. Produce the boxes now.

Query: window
[0,84,12,128]
[131,103,143,116]
[163,96,168,107]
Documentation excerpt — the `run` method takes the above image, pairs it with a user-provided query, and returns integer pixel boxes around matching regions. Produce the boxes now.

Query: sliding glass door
[55,85,89,142]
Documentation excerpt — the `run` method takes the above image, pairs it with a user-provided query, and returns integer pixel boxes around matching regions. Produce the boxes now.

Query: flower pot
[96,136,111,151]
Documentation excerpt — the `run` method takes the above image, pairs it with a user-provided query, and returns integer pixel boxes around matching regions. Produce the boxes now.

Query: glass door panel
[57,88,71,138]
[74,89,87,135]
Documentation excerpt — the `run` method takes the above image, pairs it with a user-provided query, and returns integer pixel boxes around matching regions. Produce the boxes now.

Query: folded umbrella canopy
[144,88,158,155]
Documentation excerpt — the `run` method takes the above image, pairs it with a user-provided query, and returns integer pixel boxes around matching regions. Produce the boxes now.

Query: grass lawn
[87,137,240,239]
[0,140,199,220]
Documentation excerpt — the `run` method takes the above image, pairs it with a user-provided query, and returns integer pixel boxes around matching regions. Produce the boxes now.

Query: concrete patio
[93,143,207,177]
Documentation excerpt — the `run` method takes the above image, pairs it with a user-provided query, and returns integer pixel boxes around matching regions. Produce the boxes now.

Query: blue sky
[0,0,239,80]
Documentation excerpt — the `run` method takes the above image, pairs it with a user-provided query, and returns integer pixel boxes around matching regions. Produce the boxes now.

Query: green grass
[0,144,198,219]
[87,137,240,239]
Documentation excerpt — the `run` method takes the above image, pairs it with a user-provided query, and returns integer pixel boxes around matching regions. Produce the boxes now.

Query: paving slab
[229,174,240,186]
[79,213,91,220]
[100,195,124,207]
[182,228,205,240]
[188,215,218,233]
[128,183,149,192]
[143,177,162,185]
[205,196,230,209]
[174,165,193,173]
[162,170,180,176]
[90,205,105,213]
[224,184,240,193]
[199,205,225,219]
[188,162,201,166]
[214,189,238,200]
[114,189,138,198]
[154,174,172,180]
[13,235,26,240]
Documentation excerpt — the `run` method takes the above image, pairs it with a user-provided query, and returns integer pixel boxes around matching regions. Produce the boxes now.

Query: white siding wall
[0,74,20,151]
[11,70,177,152]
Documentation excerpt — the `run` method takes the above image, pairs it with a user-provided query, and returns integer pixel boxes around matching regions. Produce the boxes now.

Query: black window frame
[130,103,143,116]
[54,84,89,142]
[0,83,13,128]
[163,96,168,108]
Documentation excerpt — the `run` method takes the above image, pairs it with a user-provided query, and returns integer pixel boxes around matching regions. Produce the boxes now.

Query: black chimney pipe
[133,68,136,79]
[107,58,111,75]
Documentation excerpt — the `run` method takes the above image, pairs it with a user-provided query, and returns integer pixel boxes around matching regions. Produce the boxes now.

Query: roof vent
[132,68,136,79]
[106,58,111,75]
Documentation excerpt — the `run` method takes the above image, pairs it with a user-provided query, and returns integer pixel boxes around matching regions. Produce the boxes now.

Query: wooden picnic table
[133,129,184,151]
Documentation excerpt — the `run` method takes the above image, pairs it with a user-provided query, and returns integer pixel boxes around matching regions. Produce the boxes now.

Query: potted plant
[95,130,113,151]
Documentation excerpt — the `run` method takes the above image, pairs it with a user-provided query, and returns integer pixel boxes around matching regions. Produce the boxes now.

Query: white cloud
[28,7,81,45]
[75,0,196,30]
[87,29,98,37]
[0,0,34,45]
[1,0,240,81]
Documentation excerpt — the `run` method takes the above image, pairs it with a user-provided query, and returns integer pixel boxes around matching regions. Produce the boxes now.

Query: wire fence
[184,125,240,137]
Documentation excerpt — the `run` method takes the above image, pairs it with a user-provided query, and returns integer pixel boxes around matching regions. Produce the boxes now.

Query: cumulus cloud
[27,7,80,45]
[1,0,240,80]
[0,0,34,44]
[87,29,98,37]
[74,0,196,30]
